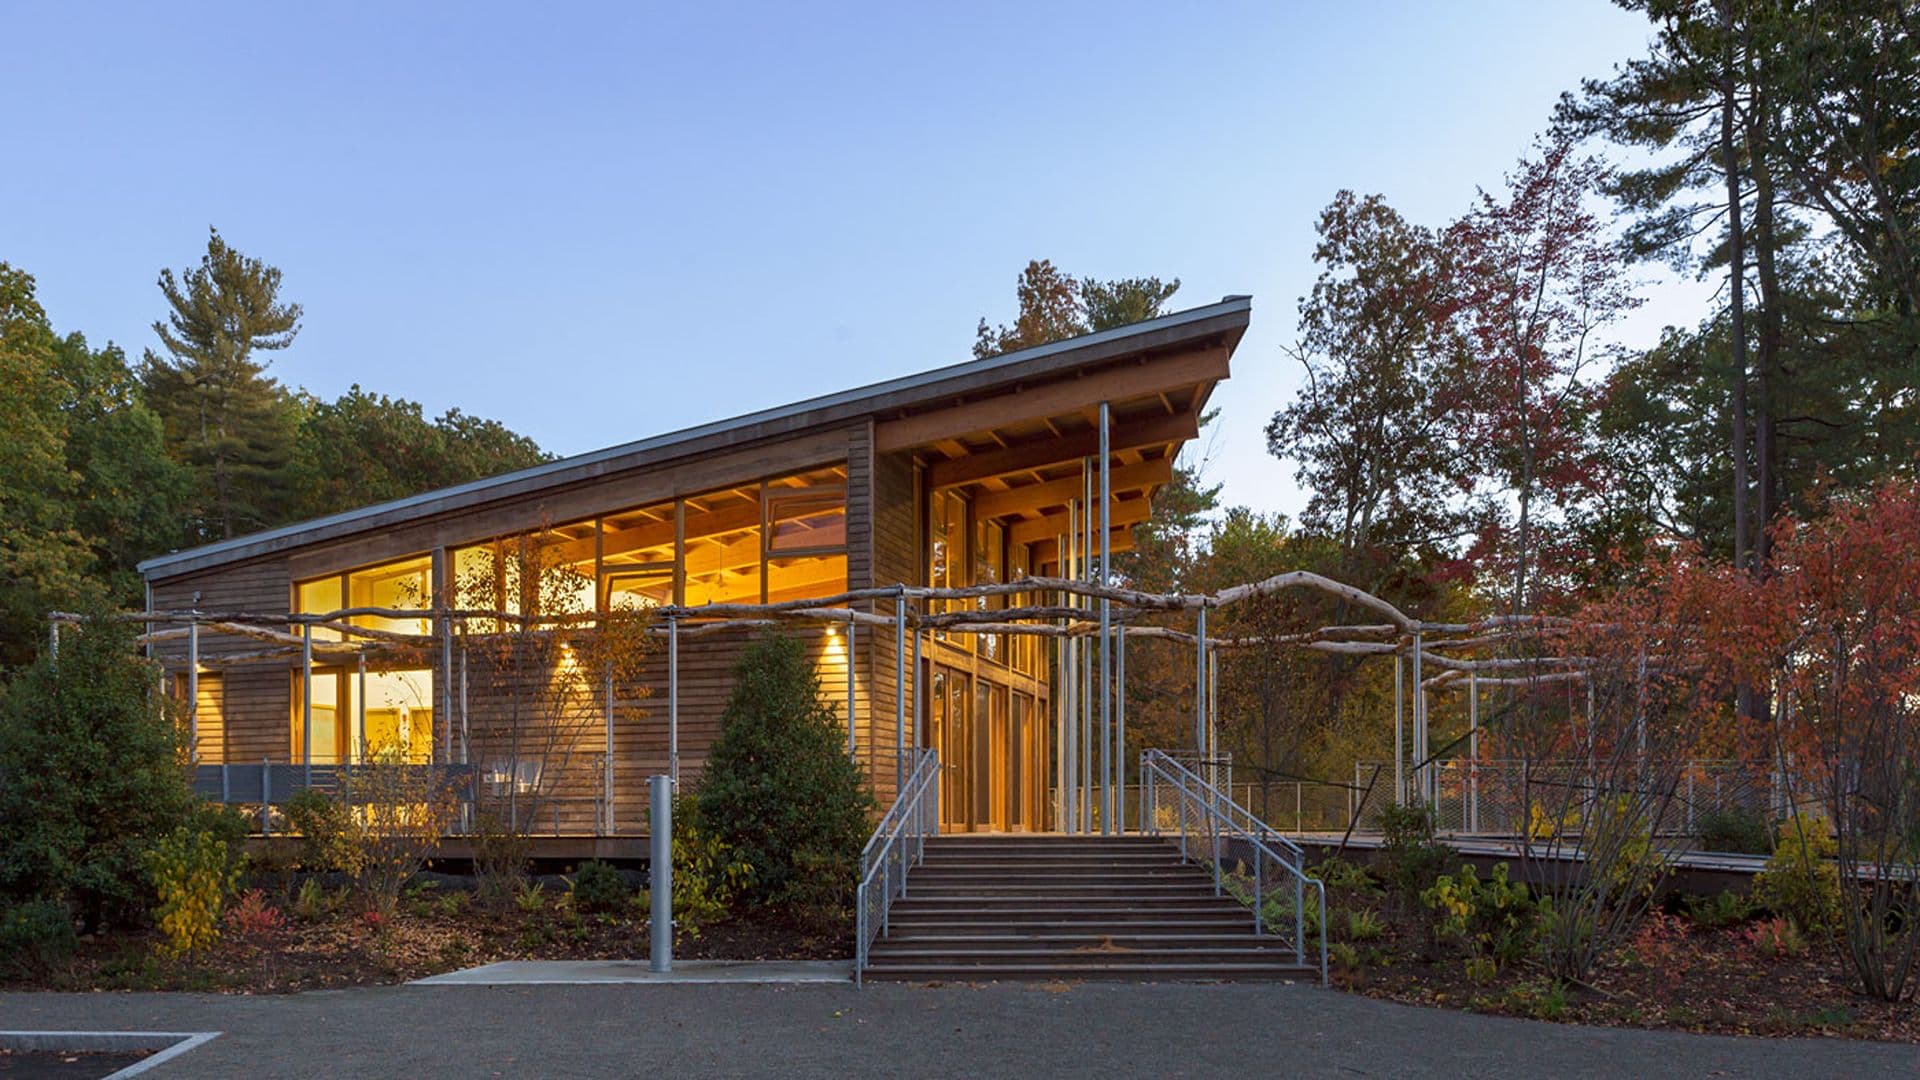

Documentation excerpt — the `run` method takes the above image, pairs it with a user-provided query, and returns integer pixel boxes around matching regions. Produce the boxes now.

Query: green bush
[1681,888,1757,930]
[568,860,629,914]
[644,803,754,938]
[284,788,365,875]
[0,899,77,978]
[1696,806,1773,856]
[1377,803,1448,916]
[1420,862,1543,974]
[694,634,876,920]
[1754,813,1842,934]
[0,613,201,930]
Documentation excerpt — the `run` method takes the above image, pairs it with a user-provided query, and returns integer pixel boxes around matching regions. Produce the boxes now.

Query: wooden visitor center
[136,298,1249,848]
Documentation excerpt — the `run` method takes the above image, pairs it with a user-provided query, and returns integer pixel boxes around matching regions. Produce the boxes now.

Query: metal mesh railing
[1352,758,1793,838]
[855,746,940,985]
[1140,749,1327,984]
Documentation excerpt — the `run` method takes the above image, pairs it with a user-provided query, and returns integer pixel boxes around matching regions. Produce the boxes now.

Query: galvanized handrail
[1141,748,1328,985]
[854,746,940,986]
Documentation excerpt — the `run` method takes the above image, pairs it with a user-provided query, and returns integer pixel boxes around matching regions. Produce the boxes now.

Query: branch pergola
[51,568,1603,833]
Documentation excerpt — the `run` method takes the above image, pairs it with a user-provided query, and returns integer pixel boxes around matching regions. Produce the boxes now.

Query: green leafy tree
[0,613,202,931]
[0,265,108,669]
[973,259,1182,358]
[695,634,875,919]
[290,386,550,519]
[1266,191,1464,591]
[141,227,303,540]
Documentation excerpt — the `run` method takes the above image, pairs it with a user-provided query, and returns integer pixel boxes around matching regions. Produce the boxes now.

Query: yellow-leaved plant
[144,827,241,957]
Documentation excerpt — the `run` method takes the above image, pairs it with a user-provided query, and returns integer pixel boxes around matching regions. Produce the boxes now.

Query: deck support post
[1080,462,1093,833]
[667,613,680,787]
[649,775,673,973]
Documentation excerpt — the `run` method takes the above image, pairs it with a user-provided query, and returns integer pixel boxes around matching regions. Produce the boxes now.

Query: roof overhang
[139,295,1250,581]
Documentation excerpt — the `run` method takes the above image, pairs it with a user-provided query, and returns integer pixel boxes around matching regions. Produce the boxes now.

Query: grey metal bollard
[650,775,672,973]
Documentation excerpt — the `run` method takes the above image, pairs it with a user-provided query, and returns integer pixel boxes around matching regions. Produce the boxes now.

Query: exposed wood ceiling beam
[927,408,1199,489]
[1031,525,1135,567]
[972,459,1174,520]
[875,345,1228,453]
[1006,496,1153,548]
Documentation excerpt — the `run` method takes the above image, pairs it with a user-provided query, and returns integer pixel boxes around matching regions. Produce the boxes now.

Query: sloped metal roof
[139,295,1251,579]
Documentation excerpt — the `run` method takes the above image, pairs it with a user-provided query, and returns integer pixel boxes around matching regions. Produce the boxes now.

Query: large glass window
[974,519,1004,664]
[599,500,676,609]
[347,556,433,636]
[682,482,765,606]
[290,667,433,764]
[929,489,968,647]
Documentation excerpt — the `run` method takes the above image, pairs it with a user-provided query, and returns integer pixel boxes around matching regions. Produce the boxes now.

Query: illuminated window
[295,576,343,641]
[975,519,1004,664]
[600,500,676,608]
[682,482,765,606]
[348,556,433,636]
[929,489,968,647]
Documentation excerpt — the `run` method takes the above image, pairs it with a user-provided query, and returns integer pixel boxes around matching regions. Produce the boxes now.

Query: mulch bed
[1331,897,1920,1041]
[4,886,847,995]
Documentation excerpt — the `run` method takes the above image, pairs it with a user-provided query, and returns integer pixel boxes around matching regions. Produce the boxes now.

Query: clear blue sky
[4,1,1698,519]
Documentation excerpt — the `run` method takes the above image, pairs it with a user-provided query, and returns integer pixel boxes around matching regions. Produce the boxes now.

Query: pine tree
[141,228,303,540]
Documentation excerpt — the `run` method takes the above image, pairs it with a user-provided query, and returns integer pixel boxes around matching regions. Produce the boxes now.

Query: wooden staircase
[861,834,1315,982]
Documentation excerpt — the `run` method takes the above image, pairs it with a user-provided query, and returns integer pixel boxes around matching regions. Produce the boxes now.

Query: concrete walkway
[2,982,1915,1078]
[412,959,853,985]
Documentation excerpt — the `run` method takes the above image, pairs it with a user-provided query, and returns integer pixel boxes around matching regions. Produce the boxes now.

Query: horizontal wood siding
[150,560,292,764]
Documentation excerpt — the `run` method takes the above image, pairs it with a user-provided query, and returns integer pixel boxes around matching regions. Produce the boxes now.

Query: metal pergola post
[1116,621,1127,832]
[1411,632,1424,805]
[1468,670,1479,833]
[667,613,680,787]
[603,664,615,836]
[1394,653,1404,807]
[894,586,907,795]
[185,619,200,760]
[846,612,857,759]
[357,651,368,763]
[300,622,313,787]
[1098,401,1113,835]
[1194,603,1208,758]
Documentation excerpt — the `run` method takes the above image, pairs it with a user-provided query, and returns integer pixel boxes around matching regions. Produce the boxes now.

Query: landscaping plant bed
[1312,854,1920,1043]
[3,881,848,995]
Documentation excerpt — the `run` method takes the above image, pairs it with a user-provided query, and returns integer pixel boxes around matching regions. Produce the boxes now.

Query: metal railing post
[667,613,680,786]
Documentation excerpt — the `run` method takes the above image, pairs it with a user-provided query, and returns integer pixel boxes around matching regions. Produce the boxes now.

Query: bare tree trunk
[1721,1,1753,575]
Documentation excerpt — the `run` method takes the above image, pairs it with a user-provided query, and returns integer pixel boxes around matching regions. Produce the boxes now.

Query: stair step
[861,961,1315,982]
[879,918,1261,936]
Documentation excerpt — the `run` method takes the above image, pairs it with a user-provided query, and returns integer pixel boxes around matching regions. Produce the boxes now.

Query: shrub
[0,613,201,930]
[646,804,754,938]
[306,750,460,919]
[0,899,77,978]
[1377,803,1447,919]
[224,889,287,940]
[1310,855,1380,896]
[1420,862,1543,974]
[1745,914,1810,959]
[143,826,241,957]
[695,634,876,920]
[568,860,629,914]
[1754,813,1841,935]
[284,788,365,876]
[293,878,343,923]
[1681,889,1757,930]
[1344,907,1385,942]
[1695,806,1773,855]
